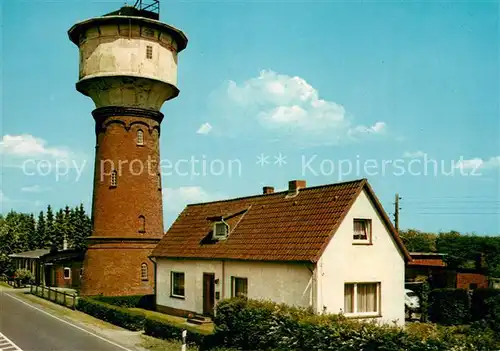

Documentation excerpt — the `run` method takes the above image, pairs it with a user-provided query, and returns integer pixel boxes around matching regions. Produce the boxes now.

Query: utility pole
[394,193,401,233]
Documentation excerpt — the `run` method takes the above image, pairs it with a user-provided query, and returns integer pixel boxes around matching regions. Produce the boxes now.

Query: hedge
[144,315,217,349]
[213,298,499,351]
[76,297,145,331]
[428,288,470,325]
[470,288,500,321]
[91,294,155,310]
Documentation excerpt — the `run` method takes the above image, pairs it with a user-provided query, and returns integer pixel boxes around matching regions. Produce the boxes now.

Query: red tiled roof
[152,179,411,262]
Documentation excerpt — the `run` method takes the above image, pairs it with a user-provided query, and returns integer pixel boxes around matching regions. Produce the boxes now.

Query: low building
[9,249,50,285]
[405,252,490,290]
[151,179,411,326]
[9,247,84,289]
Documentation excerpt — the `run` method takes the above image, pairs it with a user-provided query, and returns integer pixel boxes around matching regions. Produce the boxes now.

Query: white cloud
[0,134,69,158]
[196,122,212,135]
[208,70,387,145]
[455,156,500,170]
[21,185,52,193]
[0,134,88,170]
[403,150,426,158]
[0,190,8,203]
[163,186,224,213]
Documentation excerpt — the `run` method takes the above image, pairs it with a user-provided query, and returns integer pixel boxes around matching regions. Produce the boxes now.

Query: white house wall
[317,189,406,325]
[156,258,313,315]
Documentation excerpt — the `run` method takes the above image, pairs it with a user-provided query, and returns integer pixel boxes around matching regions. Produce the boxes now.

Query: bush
[14,268,34,285]
[76,297,145,331]
[91,294,155,310]
[144,316,216,349]
[429,288,470,325]
[470,288,500,321]
[213,297,499,351]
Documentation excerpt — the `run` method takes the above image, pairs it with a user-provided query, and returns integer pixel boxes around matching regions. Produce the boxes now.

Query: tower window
[110,170,118,187]
[146,45,153,59]
[137,129,144,145]
[157,173,162,190]
[141,263,148,281]
[139,215,146,233]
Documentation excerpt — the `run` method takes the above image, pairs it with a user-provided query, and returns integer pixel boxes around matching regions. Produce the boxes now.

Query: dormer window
[213,221,229,240]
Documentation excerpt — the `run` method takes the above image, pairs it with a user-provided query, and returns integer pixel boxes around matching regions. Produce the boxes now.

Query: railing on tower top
[133,0,160,16]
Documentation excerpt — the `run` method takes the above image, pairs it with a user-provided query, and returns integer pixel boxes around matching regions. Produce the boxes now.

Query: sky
[1,0,499,235]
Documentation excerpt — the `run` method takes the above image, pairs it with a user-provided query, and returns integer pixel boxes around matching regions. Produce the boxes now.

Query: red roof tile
[152,179,411,262]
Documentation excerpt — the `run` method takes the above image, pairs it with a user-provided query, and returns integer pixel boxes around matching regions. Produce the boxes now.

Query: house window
[231,277,248,298]
[171,272,185,298]
[141,263,148,281]
[138,215,146,233]
[344,282,380,316]
[353,219,371,242]
[137,129,144,145]
[63,267,71,280]
[146,45,153,59]
[110,170,118,187]
[213,221,229,240]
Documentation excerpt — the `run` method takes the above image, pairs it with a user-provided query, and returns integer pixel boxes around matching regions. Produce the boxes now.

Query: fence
[30,285,77,310]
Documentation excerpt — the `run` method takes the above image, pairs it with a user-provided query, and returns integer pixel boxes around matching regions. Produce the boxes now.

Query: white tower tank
[68,4,188,110]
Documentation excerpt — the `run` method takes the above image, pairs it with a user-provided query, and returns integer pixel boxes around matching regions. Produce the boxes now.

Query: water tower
[68,0,187,296]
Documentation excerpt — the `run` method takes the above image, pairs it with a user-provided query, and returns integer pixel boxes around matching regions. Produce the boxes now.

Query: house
[151,179,411,325]
[9,247,84,289]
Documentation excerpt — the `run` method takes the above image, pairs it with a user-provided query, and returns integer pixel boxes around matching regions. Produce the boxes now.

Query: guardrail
[30,285,77,310]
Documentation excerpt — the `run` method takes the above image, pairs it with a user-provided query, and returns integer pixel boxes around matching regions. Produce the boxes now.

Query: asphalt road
[0,289,131,351]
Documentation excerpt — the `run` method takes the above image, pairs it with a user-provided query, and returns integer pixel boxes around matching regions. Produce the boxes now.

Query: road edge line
[5,293,134,351]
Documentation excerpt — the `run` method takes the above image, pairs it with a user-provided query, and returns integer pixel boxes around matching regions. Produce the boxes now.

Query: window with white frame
[64,267,71,280]
[137,129,144,145]
[344,282,380,316]
[231,277,248,298]
[171,272,185,298]
[353,219,371,242]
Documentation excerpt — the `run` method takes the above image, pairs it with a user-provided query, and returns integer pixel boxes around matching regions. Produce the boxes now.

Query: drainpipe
[221,260,225,299]
[148,256,157,309]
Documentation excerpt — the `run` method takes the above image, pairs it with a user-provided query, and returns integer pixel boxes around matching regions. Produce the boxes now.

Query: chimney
[288,180,307,194]
[263,186,274,194]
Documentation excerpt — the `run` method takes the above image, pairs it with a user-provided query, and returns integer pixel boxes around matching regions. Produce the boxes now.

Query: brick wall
[456,272,488,290]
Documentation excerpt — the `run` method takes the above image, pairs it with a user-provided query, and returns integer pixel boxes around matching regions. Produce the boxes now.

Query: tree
[26,213,37,250]
[399,229,437,252]
[35,211,49,249]
[46,205,55,249]
[52,209,65,250]
[72,204,92,251]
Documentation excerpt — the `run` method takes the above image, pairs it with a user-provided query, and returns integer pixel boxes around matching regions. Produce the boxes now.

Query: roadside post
[181,329,187,351]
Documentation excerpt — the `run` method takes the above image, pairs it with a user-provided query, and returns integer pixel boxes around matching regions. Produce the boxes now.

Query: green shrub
[76,297,145,331]
[429,288,470,325]
[213,297,499,351]
[91,294,155,310]
[144,316,217,350]
[14,268,34,285]
[470,288,500,321]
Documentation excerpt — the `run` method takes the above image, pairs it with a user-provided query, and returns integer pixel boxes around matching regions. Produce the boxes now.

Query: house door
[202,273,215,316]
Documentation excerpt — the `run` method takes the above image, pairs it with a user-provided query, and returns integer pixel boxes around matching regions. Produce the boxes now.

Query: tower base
[80,238,159,296]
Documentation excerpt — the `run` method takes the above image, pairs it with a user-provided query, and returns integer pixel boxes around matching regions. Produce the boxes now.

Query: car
[405,288,420,311]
